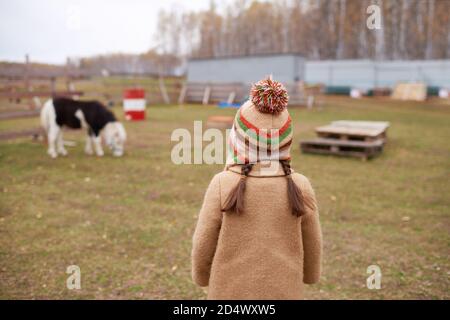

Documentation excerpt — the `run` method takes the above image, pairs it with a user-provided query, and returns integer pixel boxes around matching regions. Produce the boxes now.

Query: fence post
[178,83,187,105]
[159,77,170,104]
[24,54,30,93]
[202,86,211,105]
[227,91,236,104]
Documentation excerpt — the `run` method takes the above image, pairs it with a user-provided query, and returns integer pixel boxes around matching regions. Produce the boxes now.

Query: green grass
[0,96,449,299]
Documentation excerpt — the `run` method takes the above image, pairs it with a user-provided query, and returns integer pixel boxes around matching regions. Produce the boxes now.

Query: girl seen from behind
[192,77,322,299]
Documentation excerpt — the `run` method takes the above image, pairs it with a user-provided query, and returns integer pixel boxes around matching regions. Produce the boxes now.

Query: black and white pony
[40,97,126,158]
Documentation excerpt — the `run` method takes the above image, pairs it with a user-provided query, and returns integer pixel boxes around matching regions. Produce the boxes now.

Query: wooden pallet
[315,121,389,142]
[300,138,384,160]
[391,82,426,101]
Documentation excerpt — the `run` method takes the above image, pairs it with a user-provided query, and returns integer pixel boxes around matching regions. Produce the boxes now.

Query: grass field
[0,96,449,299]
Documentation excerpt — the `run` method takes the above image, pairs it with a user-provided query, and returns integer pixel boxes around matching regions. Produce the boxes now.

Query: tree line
[155,0,450,60]
[78,51,180,76]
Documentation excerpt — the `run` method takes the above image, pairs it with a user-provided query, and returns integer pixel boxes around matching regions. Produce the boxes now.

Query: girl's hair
[279,160,307,217]
[223,160,311,217]
[222,163,254,215]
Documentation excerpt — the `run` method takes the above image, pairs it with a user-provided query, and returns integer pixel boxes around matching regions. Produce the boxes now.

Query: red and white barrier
[123,89,146,121]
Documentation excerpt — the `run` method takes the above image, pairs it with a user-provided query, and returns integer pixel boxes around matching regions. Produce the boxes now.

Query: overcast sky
[0,0,215,64]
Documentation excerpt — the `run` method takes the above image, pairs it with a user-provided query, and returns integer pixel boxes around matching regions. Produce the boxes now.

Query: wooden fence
[179,81,323,107]
[0,76,323,141]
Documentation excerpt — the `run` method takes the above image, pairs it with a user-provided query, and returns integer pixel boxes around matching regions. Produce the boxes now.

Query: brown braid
[222,163,254,214]
[223,161,311,217]
[279,160,307,217]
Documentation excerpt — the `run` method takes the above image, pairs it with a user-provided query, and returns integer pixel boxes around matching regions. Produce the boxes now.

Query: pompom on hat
[227,76,293,165]
[250,76,289,114]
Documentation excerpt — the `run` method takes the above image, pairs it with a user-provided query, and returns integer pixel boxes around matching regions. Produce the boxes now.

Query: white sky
[0,0,215,64]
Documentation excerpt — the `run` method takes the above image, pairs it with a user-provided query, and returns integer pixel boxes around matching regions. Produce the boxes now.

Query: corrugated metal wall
[187,54,305,84]
[305,60,450,89]
[187,56,450,89]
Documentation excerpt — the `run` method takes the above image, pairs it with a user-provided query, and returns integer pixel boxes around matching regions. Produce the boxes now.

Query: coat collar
[226,160,291,177]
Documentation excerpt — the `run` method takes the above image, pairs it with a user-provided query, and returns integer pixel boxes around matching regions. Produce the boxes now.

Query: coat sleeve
[297,175,322,284]
[191,174,223,287]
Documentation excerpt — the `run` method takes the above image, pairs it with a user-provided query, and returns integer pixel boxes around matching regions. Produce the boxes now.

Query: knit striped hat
[227,77,293,165]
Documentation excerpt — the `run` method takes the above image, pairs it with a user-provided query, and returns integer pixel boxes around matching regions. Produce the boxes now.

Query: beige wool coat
[191,162,322,300]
